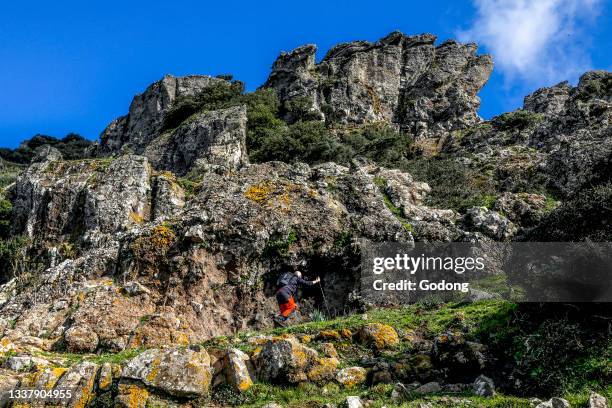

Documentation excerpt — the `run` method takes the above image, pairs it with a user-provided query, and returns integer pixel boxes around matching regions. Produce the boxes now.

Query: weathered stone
[32,145,63,163]
[11,155,152,244]
[98,362,121,391]
[321,342,339,359]
[342,395,363,408]
[152,173,185,221]
[463,207,517,240]
[336,367,367,388]
[255,336,319,384]
[115,381,149,408]
[144,105,248,176]
[357,323,399,350]
[414,381,441,394]
[5,355,49,371]
[473,374,495,397]
[225,348,254,392]
[64,324,99,353]
[122,348,212,397]
[99,75,226,155]
[51,361,99,408]
[265,31,492,140]
[536,397,571,408]
[589,392,609,408]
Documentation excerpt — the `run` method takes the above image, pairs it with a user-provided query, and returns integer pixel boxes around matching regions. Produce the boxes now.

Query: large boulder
[264,31,492,139]
[255,336,336,384]
[357,323,399,350]
[122,348,212,397]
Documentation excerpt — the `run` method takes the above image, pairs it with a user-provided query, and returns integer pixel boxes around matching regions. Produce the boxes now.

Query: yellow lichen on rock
[116,382,149,408]
[317,330,341,341]
[336,366,367,388]
[244,181,272,203]
[358,323,399,350]
[306,357,339,383]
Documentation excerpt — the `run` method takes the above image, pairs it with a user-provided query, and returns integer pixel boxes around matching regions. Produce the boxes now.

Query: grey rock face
[144,105,248,175]
[99,75,226,155]
[264,31,492,139]
[447,70,611,197]
[32,145,63,163]
[589,392,609,408]
[10,155,152,244]
[524,81,571,116]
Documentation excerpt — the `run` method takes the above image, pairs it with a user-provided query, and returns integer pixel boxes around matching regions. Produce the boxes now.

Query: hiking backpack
[276,272,294,288]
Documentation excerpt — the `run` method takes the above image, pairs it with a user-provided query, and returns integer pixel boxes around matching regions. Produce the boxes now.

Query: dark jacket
[276,275,315,303]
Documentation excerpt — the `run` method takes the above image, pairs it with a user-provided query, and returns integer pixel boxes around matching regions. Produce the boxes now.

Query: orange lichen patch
[336,366,367,388]
[117,383,149,408]
[317,330,341,341]
[251,346,262,359]
[321,343,339,359]
[244,181,273,203]
[306,357,339,383]
[301,335,312,344]
[146,358,161,382]
[69,366,99,408]
[340,329,352,339]
[129,211,144,224]
[172,331,190,346]
[149,225,176,249]
[238,378,252,392]
[359,323,399,350]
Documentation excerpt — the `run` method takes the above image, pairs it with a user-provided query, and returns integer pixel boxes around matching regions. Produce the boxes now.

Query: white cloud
[458,0,601,85]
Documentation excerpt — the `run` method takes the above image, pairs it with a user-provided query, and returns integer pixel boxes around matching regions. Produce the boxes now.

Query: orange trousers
[279,296,296,317]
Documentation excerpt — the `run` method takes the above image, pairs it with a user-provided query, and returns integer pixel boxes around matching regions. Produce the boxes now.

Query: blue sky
[0,0,610,148]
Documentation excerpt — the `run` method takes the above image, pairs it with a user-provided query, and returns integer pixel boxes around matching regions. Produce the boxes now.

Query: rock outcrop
[99,75,226,155]
[264,31,493,139]
[144,105,248,176]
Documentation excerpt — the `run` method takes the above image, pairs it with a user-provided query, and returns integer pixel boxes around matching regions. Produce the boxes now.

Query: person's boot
[273,314,287,327]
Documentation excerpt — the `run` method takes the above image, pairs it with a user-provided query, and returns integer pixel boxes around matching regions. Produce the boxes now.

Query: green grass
[241,299,516,342]
[233,381,540,408]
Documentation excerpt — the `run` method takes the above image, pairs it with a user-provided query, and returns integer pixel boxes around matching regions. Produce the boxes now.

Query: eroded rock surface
[264,31,493,139]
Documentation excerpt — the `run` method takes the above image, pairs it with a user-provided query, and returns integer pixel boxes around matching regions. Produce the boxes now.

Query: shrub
[401,157,498,212]
[161,80,245,132]
[492,110,543,131]
[0,235,29,282]
[0,133,93,164]
[0,197,12,239]
[527,182,612,241]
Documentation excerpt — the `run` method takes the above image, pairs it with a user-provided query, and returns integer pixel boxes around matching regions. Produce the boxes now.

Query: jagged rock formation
[0,30,610,407]
[99,75,225,155]
[264,31,493,139]
[98,75,248,175]
[445,70,611,197]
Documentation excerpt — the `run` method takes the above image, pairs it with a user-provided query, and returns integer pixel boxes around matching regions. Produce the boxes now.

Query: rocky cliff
[0,31,609,408]
[264,32,493,139]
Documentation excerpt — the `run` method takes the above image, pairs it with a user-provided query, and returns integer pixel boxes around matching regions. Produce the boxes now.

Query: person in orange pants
[274,271,320,326]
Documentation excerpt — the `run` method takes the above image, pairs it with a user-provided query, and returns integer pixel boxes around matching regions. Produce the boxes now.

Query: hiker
[274,270,320,326]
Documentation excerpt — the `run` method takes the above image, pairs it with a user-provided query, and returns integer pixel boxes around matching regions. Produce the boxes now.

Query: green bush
[401,157,498,212]
[161,80,245,132]
[527,182,612,241]
[0,197,12,239]
[0,133,92,164]
[0,235,29,281]
[492,110,543,131]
